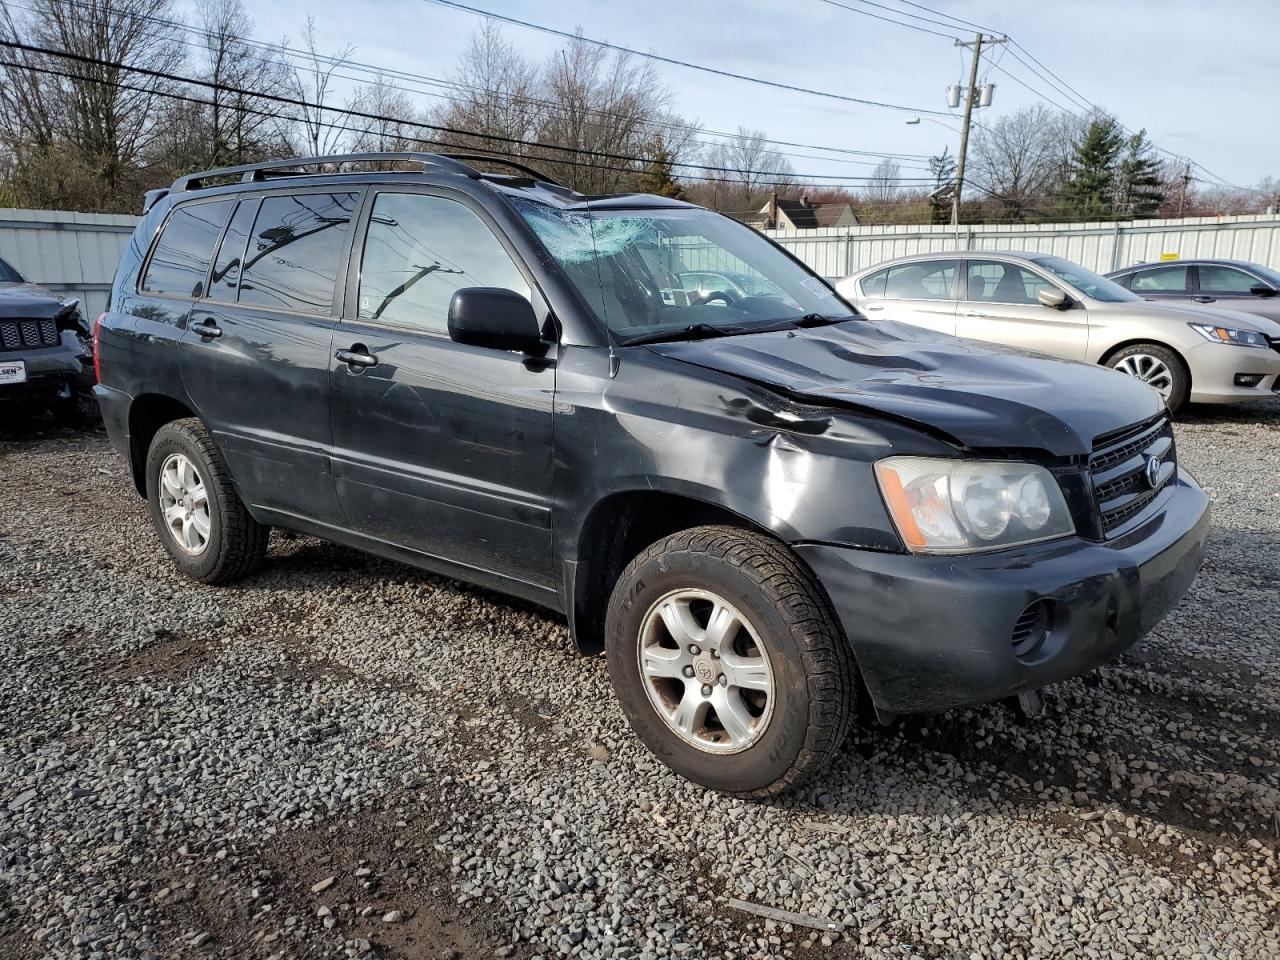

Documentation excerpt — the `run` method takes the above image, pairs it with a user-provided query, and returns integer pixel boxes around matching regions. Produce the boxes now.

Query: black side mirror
[1038,287,1069,310]
[448,287,543,352]
[1249,283,1277,297]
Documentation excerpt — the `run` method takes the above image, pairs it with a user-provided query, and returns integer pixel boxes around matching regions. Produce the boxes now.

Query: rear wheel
[145,418,269,583]
[605,525,855,797]
[1105,343,1190,412]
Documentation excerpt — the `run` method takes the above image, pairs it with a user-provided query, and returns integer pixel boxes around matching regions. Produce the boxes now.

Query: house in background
[747,193,859,230]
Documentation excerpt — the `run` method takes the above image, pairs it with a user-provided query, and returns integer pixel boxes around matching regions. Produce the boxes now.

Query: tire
[1105,343,1190,413]
[605,525,855,797]
[144,417,269,584]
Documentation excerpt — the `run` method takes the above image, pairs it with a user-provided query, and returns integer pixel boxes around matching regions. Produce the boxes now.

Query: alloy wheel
[158,453,211,555]
[636,588,775,754]
[1112,353,1174,401]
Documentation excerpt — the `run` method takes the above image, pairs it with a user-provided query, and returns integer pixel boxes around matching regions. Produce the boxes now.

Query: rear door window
[142,199,234,298]
[883,260,958,300]
[1129,265,1190,293]
[239,192,360,315]
[859,268,888,298]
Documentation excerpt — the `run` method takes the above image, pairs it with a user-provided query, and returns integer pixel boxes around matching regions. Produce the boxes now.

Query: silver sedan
[836,251,1280,411]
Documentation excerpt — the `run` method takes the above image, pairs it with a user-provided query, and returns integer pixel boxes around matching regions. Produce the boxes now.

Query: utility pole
[1176,162,1191,217]
[952,33,1005,226]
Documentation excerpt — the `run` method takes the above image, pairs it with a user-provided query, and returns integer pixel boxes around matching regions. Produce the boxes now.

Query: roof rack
[168,151,563,193]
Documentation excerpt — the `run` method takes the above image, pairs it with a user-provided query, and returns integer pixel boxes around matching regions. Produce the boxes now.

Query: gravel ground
[1,401,1277,960]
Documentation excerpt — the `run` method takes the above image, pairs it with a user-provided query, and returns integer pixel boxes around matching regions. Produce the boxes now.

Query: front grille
[1089,416,1176,536]
[0,317,59,352]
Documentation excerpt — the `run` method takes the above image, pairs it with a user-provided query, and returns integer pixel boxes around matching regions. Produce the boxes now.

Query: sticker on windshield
[801,276,837,299]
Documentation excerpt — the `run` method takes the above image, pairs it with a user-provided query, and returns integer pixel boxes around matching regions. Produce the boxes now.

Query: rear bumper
[796,471,1211,715]
[93,382,133,460]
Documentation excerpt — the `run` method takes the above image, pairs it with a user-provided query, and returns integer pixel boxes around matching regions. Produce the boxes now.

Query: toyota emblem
[1144,454,1162,489]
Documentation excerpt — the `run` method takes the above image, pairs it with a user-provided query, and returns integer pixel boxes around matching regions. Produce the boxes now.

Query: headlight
[1188,322,1269,348]
[874,457,1075,554]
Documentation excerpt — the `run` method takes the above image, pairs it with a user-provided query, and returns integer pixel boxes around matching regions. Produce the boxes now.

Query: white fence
[762,213,1280,280]
[0,208,138,319]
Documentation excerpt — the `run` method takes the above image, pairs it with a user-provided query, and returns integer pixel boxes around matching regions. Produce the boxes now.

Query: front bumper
[1185,340,1280,404]
[796,471,1211,715]
[0,333,94,403]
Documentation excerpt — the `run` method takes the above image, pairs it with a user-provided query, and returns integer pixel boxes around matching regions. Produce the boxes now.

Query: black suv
[0,256,97,422]
[95,152,1210,796]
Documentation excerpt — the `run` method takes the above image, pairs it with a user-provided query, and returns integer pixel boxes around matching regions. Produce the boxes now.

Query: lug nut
[682,665,695,678]
[710,649,720,659]
[701,684,713,697]
[688,645,700,655]
[718,674,728,686]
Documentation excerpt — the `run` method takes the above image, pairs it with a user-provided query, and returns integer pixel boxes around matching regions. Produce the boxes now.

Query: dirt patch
[110,628,215,682]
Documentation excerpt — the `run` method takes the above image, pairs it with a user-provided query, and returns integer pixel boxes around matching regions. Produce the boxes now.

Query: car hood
[647,320,1165,457]
[0,282,78,319]
[1103,298,1280,336]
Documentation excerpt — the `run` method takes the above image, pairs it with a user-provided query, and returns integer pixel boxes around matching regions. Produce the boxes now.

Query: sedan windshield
[512,200,856,343]
[1247,262,1280,288]
[1031,255,1137,303]
[0,258,23,283]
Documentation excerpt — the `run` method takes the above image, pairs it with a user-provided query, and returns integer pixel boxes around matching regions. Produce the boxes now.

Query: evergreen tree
[1064,115,1124,220]
[1117,130,1165,218]
[635,135,685,199]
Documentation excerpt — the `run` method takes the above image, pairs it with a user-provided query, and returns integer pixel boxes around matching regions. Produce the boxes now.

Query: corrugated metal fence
[762,213,1280,280]
[0,208,138,319]
[4,207,1280,314]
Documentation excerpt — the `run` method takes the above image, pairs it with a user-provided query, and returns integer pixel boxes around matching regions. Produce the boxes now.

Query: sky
[193,0,1280,193]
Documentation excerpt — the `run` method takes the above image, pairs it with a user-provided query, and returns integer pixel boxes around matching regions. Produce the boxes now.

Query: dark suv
[95,153,1210,796]
[0,256,97,422]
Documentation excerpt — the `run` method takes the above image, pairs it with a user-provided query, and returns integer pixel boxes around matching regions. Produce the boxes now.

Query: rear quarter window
[141,200,234,298]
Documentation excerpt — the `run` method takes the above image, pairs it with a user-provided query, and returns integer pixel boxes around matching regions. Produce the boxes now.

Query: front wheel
[605,526,855,797]
[1105,343,1190,412]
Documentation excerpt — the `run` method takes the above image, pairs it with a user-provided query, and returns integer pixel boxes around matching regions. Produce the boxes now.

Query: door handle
[1192,296,1214,303]
[863,304,885,311]
[335,345,378,369]
[962,311,988,318]
[191,317,223,339]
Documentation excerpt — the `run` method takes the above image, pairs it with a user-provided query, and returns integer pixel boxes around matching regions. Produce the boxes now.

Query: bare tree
[0,0,185,208]
[192,0,291,167]
[346,75,420,153]
[860,158,901,205]
[968,105,1064,219]
[698,127,794,213]
[536,36,673,194]
[432,22,543,158]
[286,16,355,157]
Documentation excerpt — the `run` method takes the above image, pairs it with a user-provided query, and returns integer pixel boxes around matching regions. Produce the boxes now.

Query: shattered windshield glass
[512,200,855,343]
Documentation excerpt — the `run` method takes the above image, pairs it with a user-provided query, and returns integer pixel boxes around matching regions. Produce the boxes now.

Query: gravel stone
[1,404,1278,959]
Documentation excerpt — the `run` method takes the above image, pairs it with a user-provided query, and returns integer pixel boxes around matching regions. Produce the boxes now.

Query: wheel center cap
[693,657,716,684]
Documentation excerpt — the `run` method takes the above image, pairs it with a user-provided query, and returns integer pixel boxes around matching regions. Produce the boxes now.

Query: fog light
[1234,373,1264,387]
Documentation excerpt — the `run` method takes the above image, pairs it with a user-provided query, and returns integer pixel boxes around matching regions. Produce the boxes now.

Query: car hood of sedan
[0,282,78,319]
[647,319,1165,457]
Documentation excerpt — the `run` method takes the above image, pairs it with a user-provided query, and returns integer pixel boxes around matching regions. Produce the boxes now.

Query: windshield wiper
[623,323,740,346]
[792,312,853,328]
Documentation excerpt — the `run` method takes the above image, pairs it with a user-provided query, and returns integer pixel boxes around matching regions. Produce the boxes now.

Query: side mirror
[1249,283,1277,297]
[1038,287,1069,310]
[448,287,543,352]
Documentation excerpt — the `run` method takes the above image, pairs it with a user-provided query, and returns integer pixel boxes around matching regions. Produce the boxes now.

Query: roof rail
[169,152,478,193]
[436,153,564,187]
[169,151,564,193]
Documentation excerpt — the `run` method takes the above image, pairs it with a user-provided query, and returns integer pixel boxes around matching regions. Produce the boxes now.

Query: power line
[0,41,938,188]
[2,0,942,173]
[418,0,956,117]
[814,0,963,41]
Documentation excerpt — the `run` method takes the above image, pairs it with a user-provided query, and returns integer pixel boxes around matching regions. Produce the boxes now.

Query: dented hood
[647,319,1164,457]
[0,282,78,319]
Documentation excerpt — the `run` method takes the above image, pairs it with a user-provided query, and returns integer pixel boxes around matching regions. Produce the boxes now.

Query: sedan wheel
[1112,353,1174,401]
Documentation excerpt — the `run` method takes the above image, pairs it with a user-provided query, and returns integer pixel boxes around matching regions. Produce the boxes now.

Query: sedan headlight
[1188,322,1269,348]
[874,457,1075,554]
